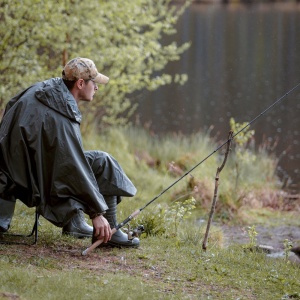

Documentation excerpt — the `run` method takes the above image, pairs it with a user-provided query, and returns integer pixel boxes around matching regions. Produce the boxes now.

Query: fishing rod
[82,82,300,256]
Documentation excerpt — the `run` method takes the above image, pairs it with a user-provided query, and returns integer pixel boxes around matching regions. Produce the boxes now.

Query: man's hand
[92,215,112,244]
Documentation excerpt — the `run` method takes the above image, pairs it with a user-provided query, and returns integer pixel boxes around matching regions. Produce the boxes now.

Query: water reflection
[134,2,300,191]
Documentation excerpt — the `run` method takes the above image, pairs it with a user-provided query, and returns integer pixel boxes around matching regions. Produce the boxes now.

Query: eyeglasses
[84,79,98,88]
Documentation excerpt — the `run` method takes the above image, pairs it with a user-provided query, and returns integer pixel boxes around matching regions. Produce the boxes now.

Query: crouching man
[0,57,139,248]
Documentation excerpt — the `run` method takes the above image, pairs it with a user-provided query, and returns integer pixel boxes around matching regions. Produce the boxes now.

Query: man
[0,57,139,248]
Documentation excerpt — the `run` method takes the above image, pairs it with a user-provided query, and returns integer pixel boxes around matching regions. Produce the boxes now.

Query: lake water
[134,2,300,192]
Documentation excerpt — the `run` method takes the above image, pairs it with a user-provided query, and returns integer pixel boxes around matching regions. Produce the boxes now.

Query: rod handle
[81,228,117,256]
[81,209,141,256]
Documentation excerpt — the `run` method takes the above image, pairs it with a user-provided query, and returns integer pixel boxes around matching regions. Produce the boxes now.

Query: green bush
[0,0,191,127]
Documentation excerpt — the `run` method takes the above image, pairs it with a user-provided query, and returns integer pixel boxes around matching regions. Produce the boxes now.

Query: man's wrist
[89,212,104,220]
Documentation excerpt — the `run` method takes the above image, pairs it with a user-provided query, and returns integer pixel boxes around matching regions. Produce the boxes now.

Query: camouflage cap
[62,57,109,84]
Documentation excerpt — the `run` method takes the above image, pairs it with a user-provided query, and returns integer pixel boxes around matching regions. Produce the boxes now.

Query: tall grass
[82,126,281,224]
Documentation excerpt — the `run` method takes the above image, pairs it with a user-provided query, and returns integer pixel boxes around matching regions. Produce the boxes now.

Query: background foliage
[0,0,190,127]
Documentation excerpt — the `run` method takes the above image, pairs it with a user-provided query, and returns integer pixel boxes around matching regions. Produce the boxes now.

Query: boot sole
[92,239,140,248]
[62,232,92,239]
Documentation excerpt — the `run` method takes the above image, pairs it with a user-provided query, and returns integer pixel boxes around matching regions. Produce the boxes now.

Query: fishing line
[139,82,300,211]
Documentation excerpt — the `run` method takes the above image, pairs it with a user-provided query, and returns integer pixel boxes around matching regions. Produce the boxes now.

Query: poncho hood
[35,78,82,123]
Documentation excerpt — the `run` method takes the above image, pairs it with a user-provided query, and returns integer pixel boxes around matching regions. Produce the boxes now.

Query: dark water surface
[134,2,300,192]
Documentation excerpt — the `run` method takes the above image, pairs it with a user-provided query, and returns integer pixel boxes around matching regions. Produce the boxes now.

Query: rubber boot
[62,209,93,238]
[92,196,140,248]
[0,198,16,233]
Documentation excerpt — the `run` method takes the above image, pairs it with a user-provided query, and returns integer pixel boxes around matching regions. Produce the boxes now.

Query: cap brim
[94,73,109,84]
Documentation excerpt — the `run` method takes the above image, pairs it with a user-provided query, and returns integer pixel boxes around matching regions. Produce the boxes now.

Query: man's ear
[76,79,85,90]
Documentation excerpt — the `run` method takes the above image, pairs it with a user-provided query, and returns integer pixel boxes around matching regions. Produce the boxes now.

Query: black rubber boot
[0,198,16,233]
[62,210,93,238]
[93,196,140,248]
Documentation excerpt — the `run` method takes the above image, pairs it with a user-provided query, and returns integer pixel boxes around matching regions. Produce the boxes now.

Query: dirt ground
[216,190,300,263]
[221,223,300,263]
[222,224,300,249]
[1,192,299,267]
[1,223,299,264]
[1,225,298,300]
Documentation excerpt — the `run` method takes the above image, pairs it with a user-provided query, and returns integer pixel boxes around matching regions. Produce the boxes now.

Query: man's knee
[84,150,136,197]
[85,150,119,175]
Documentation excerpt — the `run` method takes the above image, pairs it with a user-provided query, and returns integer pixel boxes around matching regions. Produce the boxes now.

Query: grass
[0,127,299,299]
[1,214,299,300]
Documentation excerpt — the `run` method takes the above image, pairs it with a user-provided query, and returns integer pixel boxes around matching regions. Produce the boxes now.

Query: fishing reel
[123,224,144,240]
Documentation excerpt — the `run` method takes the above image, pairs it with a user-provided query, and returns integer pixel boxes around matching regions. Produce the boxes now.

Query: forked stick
[202,131,233,250]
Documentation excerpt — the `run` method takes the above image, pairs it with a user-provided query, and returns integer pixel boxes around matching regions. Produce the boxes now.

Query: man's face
[79,79,98,102]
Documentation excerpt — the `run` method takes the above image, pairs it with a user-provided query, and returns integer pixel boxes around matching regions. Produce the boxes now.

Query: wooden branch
[202,131,233,251]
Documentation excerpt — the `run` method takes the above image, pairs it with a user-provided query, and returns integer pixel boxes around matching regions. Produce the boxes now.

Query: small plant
[133,204,168,237]
[283,239,293,262]
[164,197,196,236]
[246,225,258,249]
[229,118,255,150]
[230,118,255,191]
[130,198,196,238]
